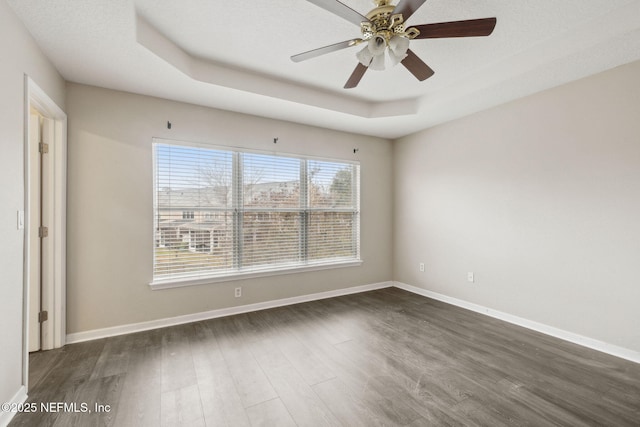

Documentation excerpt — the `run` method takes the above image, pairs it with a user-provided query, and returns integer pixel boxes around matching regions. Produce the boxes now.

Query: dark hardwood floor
[9,288,640,426]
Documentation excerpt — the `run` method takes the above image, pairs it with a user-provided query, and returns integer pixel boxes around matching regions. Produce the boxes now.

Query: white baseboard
[66,281,393,344]
[0,386,27,427]
[65,279,640,364]
[394,281,640,364]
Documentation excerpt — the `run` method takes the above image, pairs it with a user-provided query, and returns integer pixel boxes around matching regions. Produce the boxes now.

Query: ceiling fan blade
[344,63,368,89]
[305,0,368,26]
[392,0,427,22]
[413,18,497,39]
[401,49,434,81]
[291,39,362,62]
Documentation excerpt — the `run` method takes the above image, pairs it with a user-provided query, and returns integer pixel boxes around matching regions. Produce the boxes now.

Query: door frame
[22,76,67,390]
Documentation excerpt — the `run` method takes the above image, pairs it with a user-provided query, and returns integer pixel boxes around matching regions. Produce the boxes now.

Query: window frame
[150,138,362,290]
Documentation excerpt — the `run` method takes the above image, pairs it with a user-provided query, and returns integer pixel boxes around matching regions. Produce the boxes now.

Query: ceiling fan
[291,0,497,89]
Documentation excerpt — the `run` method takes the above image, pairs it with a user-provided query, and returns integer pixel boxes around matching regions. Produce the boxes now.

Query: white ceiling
[7,0,640,138]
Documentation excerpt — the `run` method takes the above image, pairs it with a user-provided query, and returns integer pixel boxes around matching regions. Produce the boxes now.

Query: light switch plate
[17,211,24,230]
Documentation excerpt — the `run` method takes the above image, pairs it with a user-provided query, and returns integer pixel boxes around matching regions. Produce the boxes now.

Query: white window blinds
[153,140,360,283]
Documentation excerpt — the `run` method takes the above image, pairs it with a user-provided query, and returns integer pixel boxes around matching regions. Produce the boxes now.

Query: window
[152,139,360,285]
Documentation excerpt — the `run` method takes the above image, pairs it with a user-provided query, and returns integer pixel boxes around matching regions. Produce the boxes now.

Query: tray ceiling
[7,0,640,138]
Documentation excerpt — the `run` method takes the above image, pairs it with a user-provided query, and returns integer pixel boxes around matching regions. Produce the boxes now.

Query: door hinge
[38,311,48,323]
[38,226,48,238]
[39,142,49,154]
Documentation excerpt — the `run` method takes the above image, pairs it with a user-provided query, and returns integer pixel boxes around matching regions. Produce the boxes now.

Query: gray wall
[393,60,640,353]
[0,1,65,409]
[65,83,393,334]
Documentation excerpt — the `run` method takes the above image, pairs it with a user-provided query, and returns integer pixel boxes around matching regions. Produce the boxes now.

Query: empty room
[1,0,639,426]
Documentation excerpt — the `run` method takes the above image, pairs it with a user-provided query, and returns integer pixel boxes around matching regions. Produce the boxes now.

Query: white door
[41,116,55,350]
[28,113,41,352]
[28,113,54,352]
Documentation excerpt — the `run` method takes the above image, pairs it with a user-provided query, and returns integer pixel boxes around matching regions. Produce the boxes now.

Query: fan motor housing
[365,5,396,27]
[362,5,416,42]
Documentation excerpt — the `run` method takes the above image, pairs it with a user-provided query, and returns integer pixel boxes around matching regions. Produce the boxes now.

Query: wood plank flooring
[9,288,640,426]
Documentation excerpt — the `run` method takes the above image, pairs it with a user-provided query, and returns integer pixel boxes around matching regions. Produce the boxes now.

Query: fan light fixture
[354,0,419,71]
[356,34,409,70]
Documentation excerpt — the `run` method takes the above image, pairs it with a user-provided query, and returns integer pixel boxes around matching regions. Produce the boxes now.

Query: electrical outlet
[467,272,475,283]
[234,287,242,298]
[419,262,425,272]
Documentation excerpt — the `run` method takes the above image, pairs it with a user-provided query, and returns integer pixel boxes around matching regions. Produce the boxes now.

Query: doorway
[23,76,67,390]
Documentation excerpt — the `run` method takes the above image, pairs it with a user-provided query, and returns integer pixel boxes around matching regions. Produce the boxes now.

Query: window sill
[149,259,363,290]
